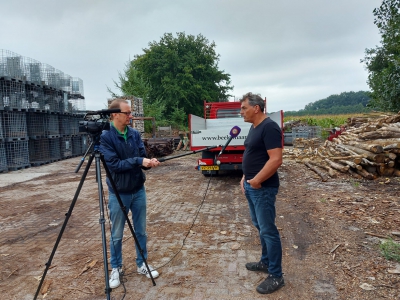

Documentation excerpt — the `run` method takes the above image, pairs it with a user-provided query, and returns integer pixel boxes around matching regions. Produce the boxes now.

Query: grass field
[282,111,394,128]
[282,113,380,139]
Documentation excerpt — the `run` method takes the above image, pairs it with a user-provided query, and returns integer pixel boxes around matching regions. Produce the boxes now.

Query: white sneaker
[109,267,121,288]
[137,264,159,279]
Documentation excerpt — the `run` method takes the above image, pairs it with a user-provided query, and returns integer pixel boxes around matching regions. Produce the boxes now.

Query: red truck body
[189,100,283,176]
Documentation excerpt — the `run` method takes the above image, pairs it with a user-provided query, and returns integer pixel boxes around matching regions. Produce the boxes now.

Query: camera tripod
[34,133,156,300]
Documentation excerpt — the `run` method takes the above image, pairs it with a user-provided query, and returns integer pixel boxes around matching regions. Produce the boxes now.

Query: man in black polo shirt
[239,92,284,294]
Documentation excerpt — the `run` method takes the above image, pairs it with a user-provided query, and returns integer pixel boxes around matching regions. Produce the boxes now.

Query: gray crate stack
[0,49,88,172]
[0,112,5,172]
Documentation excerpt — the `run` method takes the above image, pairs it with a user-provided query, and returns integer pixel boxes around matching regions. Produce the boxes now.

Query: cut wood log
[359,131,400,140]
[384,114,400,123]
[346,141,383,153]
[363,124,380,132]
[335,144,360,156]
[326,156,362,164]
[380,126,400,133]
[304,161,329,181]
[383,143,400,150]
[360,158,377,166]
[367,138,400,146]
[386,160,395,168]
[337,144,386,163]
[356,168,375,180]
[378,165,396,176]
[339,160,362,170]
[41,279,53,295]
[384,152,397,160]
[325,158,350,173]
[308,160,338,177]
[348,168,362,179]
[144,138,175,158]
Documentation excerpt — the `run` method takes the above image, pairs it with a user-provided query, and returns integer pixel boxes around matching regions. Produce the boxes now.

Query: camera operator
[99,99,160,289]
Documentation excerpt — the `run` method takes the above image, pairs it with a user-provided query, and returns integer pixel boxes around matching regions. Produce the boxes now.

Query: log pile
[293,137,321,148]
[143,138,175,158]
[283,112,400,180]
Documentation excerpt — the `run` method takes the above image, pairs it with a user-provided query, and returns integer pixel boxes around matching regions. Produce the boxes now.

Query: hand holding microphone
[142,158,160,167]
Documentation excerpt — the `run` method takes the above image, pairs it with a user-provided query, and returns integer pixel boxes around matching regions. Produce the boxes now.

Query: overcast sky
[1,0,381,113]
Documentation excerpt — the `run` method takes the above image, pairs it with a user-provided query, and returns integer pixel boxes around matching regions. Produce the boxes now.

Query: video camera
[78,108,121,135]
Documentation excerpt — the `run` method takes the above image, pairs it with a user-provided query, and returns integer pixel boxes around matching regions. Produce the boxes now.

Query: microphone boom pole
[158,145,220,162]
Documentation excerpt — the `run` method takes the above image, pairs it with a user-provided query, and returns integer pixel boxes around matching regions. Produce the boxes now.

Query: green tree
[131,32,233,118]
[108,63,167,132]
[362,0,400,112]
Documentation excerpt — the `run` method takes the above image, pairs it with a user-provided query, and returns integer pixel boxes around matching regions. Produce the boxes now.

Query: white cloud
[1,0,381,114]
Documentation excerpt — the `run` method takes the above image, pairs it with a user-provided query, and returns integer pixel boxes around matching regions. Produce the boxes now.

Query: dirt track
[0,152,399,299]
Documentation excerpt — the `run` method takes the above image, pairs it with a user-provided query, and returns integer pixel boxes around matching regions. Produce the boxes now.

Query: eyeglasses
[119,111,132,116]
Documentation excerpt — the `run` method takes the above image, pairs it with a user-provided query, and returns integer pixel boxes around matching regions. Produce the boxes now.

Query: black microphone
[86,108,121,115]
[217,126,241,158]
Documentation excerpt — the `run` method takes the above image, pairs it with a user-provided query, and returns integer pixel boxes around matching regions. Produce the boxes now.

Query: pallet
[28,108,47,113]
[30,161,50,167]
[3,107,28,112]
[0,76,25,83]
[7,164,31,171]
[28,135,46,140]
[4,137,29,142]
[25,81,43,88]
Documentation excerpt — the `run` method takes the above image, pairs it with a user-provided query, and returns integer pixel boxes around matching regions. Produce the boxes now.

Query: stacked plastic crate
[2,107,30,171]
[0,49,88,172]
[0,111,6,172]
[0,52,31,170]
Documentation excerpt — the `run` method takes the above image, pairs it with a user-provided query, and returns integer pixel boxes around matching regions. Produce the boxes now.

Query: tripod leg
[100,154,157,286]
[94,153,112,298]
[34,153,95,300]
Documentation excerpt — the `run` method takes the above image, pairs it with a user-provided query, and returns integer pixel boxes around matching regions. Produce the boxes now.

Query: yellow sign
[200,166,220,171]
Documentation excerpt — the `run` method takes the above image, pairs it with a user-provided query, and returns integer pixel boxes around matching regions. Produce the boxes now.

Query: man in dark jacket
[100,99,160,289]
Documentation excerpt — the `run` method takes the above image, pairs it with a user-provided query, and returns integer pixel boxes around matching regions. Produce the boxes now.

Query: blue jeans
[244,182,282,277]
[108,186,147,268]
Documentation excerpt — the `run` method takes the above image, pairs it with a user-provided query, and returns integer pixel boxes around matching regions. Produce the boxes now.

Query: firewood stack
[143,138,175,159]
[283,112,400,180]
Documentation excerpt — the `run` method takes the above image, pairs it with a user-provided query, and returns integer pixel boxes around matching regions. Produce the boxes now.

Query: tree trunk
[339,160,362,170]
[356,168,374,180]
[337,144,386,163]
[308,160,338,177]
[384,152,397,160]
[378,164,396,176]
[359,131,400,140]
[383,143,400,150]
[305,162,329,182]
[380,126,400,133]
[325,158,350,173]
[368,138,400,146]
[346,141,383,153]
[348,168,362,179]
[327,156,362,164]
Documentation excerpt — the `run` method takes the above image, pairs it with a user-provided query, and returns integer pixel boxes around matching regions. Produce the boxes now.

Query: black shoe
[245,261,269,273]
[256,274,285,294]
